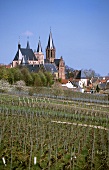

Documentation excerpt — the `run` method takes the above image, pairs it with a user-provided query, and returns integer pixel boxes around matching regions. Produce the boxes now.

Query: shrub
[28,87,35,96]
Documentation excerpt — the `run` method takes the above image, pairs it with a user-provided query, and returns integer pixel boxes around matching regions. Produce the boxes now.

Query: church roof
[47,30,55,49]
[21,55,28,65]
[26,65,41,72]
[13,48,37,61]
[44,63,58,73]
[20,48,36,60]
[54,59,60,67]
[24,63,57,73]
[44,59,50,63]
[44,59,61,68]
[74,70,86,79]
[37,38,42,52]
[13,51,19,61]
[74,70,93,79]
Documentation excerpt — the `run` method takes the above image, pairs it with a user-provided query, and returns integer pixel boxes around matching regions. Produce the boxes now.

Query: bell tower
[46,29,56,63]
[59,56,65,79]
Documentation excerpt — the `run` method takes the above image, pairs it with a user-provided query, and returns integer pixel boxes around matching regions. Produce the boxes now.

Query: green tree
[13,67,23,82]
[38,71,47,86]
[31,72,35,86]
[0,66,4,79]
[8,69,14,84]
[0,66,8,80]
[44,72,53,86]
[21,67,33,86]
[34,73,42,87]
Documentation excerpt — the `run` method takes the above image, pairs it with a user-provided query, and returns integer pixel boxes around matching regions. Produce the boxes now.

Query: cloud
[22,30,33,36]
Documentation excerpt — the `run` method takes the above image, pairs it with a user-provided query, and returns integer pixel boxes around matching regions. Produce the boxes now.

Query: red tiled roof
[61,79,68,84]
[100,79,107,83]
[5,65,11,68]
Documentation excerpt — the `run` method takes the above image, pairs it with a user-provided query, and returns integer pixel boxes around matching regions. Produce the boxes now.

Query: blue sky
[0,0,109,76]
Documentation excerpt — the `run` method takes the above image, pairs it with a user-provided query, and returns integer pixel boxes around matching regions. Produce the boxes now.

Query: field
[0,90,109,170]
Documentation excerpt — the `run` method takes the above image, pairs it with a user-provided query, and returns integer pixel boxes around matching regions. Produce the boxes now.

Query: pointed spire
[37,37,42,52]
[26,37,30,49]
[47,28,55,49]
[18,36,20,44]
[18,36,21,49]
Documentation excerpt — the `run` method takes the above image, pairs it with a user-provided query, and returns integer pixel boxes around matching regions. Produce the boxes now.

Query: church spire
[47,28,55,49]
[26,37,30,49]
[18,36,21,49]
[46,29,56,62]
[37,37,42,52]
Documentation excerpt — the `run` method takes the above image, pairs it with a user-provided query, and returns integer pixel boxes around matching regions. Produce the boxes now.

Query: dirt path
[51,120,109,131]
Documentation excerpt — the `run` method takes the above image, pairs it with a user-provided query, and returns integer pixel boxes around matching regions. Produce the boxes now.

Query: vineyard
[0,92,109,170]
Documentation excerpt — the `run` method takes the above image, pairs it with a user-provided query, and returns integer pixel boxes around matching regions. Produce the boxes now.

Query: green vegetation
[0,66,54,87]
[0,93,109,169]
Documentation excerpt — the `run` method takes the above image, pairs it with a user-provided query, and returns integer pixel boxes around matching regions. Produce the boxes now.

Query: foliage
[65,66,75,79]
[38,71,47,86]
[0,79,10,93]
[12,67,23,82]
[20,67,33,86]
[33,73,42,87]
[0,66,8,80]
[0,66,54,87]
[7,69,14,84]
[15,80,26,93]
[28,87,35,96]
[0,88,8,93]
[44,71,54,86]
[52,82,64,97]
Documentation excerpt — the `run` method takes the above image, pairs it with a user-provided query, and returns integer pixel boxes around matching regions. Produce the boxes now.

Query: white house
[62,80,76,88]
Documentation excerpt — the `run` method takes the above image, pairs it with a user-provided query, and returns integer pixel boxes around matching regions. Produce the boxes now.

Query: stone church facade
[12,30,65,80]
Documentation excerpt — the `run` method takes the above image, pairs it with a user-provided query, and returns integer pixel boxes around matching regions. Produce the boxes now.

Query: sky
[0,0,109,76]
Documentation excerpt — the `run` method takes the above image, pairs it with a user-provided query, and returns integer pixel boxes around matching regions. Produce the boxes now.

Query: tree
[15,80,26,93]
[44,72,53,86]
[34,73,42,87]
[0,66,8,80]
[96,85,100,93]
[83,69,95,79]
[52,82,64,97]
[38,71,47,86]
[12,67,23,82]
[21,67,33,86]
[8,69,14,84]
[65,66,75,79]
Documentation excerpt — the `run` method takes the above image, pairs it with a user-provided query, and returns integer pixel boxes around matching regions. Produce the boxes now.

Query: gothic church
[12,30,65,80]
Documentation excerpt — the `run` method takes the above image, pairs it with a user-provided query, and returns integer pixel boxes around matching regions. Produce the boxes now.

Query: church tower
[34,37,44,64]
[46,29,56,63]
[58,56,65,79]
